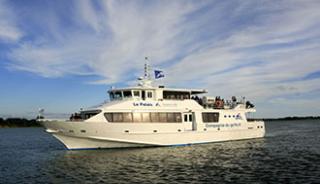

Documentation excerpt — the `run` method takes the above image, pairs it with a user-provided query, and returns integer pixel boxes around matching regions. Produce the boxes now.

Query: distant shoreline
[0,116,319,128]
[0,118,41,128]
[252,116,320,121]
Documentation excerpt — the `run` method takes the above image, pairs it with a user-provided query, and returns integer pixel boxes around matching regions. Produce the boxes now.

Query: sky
[0,0,320,118]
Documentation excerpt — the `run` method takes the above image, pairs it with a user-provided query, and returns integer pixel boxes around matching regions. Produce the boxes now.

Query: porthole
[153,130,158,133]
[80,130,86,133]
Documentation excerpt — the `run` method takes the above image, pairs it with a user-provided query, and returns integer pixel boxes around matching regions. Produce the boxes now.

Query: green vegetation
[250,116,320,121]
[0,118,41,128]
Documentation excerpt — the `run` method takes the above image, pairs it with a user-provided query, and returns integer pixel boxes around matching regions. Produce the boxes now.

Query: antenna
[144,57,151,80]
[138,57,153,87]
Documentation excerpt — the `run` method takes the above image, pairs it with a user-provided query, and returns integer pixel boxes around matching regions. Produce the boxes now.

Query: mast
[144,57,151,80]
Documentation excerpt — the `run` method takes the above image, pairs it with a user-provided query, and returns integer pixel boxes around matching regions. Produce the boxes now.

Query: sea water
[1,120,320,183]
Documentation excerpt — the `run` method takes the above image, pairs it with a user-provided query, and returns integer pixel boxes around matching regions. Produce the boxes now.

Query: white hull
[43,121,265,150]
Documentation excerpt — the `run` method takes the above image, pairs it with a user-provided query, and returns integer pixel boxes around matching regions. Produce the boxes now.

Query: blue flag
[154,70,164,79]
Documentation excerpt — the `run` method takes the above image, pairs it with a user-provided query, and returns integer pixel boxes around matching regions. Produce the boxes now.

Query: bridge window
[202,112,219,123]
[114,91,122,99]
[133,90,140,97]
[110,91,123,100]
[123,91,132,98]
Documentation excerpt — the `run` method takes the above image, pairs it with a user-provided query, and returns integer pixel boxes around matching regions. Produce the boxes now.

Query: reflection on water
[44,139,266,183]
[1,120,320,183]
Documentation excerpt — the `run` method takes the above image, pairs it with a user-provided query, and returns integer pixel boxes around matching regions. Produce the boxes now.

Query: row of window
[109,90,153,100]
[104,112,220,123]
[163,91,190,100]
[104,112,182,123]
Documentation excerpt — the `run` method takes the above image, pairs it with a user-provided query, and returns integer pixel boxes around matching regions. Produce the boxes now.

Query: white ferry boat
[40,61,265,150]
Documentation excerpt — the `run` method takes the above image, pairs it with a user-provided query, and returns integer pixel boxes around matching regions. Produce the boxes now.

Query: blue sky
[0,0,320,118]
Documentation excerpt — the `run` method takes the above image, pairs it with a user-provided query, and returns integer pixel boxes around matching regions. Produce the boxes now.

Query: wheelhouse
[108,88,156,101]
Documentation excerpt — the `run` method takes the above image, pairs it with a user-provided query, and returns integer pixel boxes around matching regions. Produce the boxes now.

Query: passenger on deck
[194,96,199,103]
[70,114,74,121]
[232,96,237,103]
[246,101,255,108]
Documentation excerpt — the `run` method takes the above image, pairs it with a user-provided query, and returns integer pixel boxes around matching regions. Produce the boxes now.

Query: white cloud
[0,0,22,42]
[3,0,320,117]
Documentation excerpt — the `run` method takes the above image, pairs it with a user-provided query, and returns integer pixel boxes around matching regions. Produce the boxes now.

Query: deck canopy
[108,86,207,94]
[162,88,207,100]
[162,88,207,95]
[107,86,207,101]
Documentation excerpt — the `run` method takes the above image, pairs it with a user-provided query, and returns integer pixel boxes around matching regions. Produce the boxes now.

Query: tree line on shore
[0,118,41,128]
[0,116,319,128]
[254,116,320,121]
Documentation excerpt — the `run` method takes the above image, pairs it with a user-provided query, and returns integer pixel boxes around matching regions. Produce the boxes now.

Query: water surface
[1,120,320,183]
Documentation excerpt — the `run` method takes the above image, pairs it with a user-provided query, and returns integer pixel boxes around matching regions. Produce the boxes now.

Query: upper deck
[108,85,207,101]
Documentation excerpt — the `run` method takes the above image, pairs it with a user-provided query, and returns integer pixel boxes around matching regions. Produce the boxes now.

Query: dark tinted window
[159,113,167,122]
[105,113,113,122]
[150,113,159,122]
[174,113,182,122]
[113,113,123,122]
[163,91,190,100]
[123,91,132,98]
[105,112,182,123]
[167,113,175,122]
[202,112,219,123]
[123,113,132,122]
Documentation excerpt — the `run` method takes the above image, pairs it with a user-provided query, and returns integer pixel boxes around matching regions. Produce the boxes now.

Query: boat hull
[42,121,265,150]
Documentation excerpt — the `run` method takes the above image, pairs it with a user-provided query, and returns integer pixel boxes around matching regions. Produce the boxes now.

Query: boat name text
[133,102,160,107]
[205,123,241,128]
